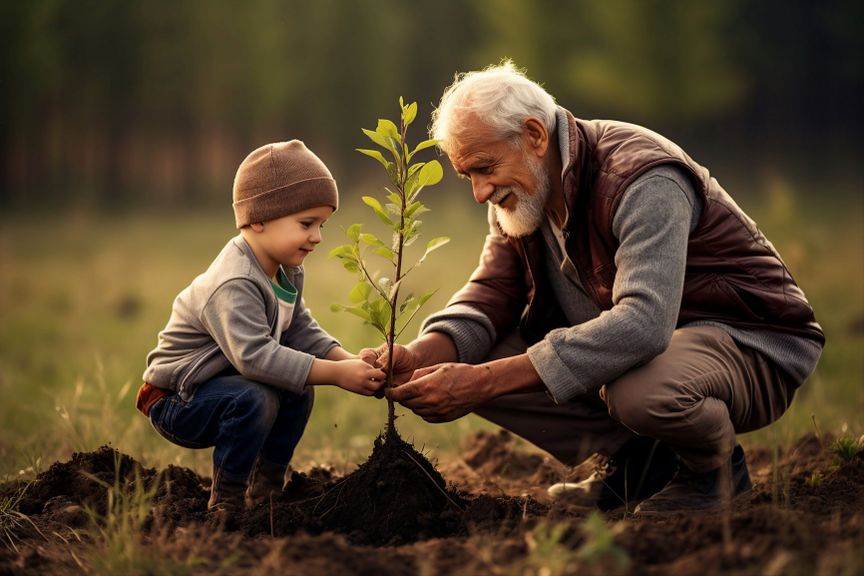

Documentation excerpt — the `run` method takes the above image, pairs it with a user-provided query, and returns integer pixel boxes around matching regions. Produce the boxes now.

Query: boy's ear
[250,222,265,232]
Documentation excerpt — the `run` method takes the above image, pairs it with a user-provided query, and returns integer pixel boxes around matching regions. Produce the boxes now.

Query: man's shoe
[548,436,679,511]
[634,444,752,514]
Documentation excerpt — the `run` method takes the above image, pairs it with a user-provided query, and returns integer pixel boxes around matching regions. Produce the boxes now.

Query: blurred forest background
[0,0,862,475]
[2,0,862,209]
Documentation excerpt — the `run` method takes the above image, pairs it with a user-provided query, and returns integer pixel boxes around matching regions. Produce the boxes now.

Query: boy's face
[256,206,334,270]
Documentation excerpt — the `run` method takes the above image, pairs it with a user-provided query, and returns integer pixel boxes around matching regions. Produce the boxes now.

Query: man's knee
[602,361,686,435]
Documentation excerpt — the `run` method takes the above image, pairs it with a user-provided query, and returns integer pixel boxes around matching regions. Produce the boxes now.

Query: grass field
[1,180,862,480]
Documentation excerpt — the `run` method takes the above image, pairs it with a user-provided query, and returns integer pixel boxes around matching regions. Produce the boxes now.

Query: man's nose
[471,176,494,204]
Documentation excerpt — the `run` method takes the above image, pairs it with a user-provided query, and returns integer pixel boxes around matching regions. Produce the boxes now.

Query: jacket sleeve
[200,279,314,393]
[422,205,528,362]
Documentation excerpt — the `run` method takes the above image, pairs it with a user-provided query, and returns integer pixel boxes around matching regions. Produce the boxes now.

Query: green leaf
[328,244,354,258]
[410,139,440,158]
[369,298,391,334]
[418,159,443,187]
[402,102,417,127]
[405,201,429,219]
[356,148,393,170]
[341,260,360,273]
[386,191,401,205]
[347,223,362,242]
[359,233,384,247]
[345,305,372,322]
[416,288,436,308]
[331,303,372,322]
[362,196,392,225]
[405,159,443,200]
[395,288,439,338]
[376,119,399,139]
[403,220,422,242]
[407,162,424,177]
[374,246,396,262]
[362,128,397,156]
[349,281,372,303]
[421,236,450,261]
[398,295,415,314]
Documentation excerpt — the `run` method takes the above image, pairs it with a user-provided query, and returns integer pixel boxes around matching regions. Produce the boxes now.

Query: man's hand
[386,362,494,423]
[358,343,420,386]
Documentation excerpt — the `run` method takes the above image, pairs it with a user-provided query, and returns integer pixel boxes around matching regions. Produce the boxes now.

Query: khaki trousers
[475,325,795,472]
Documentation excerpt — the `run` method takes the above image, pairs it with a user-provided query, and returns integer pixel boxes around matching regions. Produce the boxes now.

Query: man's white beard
[490,156,550,238]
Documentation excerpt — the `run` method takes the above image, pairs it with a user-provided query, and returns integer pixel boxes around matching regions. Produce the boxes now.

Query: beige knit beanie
[232,140,338,228]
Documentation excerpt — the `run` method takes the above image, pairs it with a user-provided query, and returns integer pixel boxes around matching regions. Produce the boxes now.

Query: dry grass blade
[0,481,48,552]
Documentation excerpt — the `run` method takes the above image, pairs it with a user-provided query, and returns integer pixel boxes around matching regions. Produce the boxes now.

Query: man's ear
[250,222,265,232]
[523,117,549,157]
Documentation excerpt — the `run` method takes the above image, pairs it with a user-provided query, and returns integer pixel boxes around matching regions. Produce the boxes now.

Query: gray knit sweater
[143,235,340,400]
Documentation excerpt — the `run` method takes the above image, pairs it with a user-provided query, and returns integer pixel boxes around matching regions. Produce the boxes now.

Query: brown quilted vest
[463,110,824,346]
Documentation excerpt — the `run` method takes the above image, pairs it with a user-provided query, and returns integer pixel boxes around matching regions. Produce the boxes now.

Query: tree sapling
[330,97,448,437]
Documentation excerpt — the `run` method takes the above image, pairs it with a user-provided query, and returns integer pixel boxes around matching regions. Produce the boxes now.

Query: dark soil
[1,431,862,575]
[242,432,468,546]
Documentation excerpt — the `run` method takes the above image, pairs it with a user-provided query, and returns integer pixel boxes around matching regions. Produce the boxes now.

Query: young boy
[136,141,385,519]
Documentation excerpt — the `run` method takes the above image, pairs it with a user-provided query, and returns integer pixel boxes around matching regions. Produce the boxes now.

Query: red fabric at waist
[136,382,171,417]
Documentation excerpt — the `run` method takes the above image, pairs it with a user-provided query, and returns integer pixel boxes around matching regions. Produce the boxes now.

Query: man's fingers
[357,348,379,365]
[386,383,427,408]
[409,364,441,381]
[386,382,416,402]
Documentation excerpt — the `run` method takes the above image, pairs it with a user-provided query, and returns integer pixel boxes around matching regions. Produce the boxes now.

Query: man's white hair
[431,59,557,153]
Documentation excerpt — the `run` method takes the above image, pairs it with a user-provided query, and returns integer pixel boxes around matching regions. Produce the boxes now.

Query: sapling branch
[330,98,447,437]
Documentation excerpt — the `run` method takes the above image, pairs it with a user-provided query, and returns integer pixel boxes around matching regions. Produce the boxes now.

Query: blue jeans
[149,375,314,485]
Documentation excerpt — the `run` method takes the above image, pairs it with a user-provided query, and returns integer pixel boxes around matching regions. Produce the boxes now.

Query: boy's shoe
[245,458,287,508]
[548,436,679,511]
[207,474,247,529]
[634,444,752,514]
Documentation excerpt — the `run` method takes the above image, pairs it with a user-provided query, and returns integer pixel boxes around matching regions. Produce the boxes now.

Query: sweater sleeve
[200,279,315,393]
[528,169,697,402]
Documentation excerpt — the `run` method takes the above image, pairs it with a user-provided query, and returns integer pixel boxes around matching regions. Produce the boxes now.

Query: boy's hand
[334,359,386,396]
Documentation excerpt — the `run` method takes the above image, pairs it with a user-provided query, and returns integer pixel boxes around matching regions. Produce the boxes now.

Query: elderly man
[367,61,824,513]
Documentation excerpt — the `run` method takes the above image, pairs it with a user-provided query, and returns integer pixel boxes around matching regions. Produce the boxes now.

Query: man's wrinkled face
[448,117,551,237]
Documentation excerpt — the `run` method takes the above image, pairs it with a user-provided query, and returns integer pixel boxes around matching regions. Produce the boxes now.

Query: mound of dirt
[10,445,153,518]
[1,431,862,576]
[243,431,469,546]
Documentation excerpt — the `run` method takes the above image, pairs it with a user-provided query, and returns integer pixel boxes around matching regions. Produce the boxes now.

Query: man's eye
[477,166,493,175]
